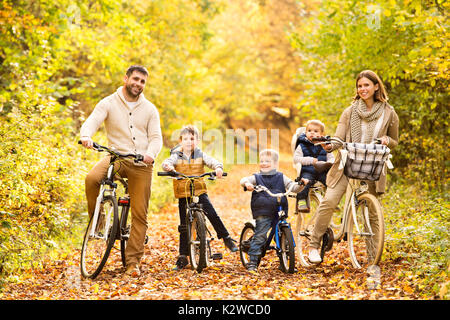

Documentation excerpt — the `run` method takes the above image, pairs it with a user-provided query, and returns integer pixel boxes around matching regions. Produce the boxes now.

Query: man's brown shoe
[125,263,141,277]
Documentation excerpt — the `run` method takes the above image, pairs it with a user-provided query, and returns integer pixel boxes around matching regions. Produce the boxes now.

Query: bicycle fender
[244,220,256,229]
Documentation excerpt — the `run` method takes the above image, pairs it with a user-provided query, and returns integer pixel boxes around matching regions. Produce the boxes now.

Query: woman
[308,70,399,263]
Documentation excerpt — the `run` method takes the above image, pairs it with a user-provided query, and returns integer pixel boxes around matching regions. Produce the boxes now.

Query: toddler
[293,120,334,212]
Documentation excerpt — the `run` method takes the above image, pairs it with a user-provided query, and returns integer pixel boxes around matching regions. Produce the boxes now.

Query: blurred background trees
[0,0,448,295]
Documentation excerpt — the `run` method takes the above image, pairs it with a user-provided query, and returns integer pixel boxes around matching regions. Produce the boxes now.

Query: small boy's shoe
[297,199,310,213]
[223,236,238,252]
[246,261,258,272]
[173,255,189,271]
[308,249,322,264]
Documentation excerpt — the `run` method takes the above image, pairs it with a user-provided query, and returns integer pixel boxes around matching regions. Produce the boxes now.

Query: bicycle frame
[252,185,298,252]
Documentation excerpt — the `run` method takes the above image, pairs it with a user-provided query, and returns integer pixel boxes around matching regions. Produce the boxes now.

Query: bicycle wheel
[239,223,255,268]
[279,226,296,273]
[295,192,320,267]
[347,193,384,269]
[188,209,207,273]
[80,195,119,279]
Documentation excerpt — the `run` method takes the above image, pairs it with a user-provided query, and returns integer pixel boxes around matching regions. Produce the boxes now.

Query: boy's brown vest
[172,147,207,198]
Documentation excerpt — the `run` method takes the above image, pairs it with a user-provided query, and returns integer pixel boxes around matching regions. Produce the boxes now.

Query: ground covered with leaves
[1,162,431,300]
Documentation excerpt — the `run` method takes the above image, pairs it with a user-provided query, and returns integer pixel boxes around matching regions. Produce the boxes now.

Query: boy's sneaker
[297,199,310,213]
[173,255,189,271]
[246,261,258,272]
[223,236,238,252]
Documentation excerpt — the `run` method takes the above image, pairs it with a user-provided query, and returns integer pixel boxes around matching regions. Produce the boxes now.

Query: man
[80,65,162,276]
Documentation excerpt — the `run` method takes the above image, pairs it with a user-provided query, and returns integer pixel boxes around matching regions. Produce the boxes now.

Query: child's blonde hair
[259,149,279,163]
[179,125,200,139]
[305,119,325,133]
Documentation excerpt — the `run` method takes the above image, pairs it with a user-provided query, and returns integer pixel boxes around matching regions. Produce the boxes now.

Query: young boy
[240,149,307,272]
[162,125,237,270]
[293,120,334,212]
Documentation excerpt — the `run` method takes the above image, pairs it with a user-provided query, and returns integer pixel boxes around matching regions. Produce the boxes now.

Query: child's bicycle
[295,136,392,269]
[78,141,146,279]
[239,183,301,273]
[157,170,226,273]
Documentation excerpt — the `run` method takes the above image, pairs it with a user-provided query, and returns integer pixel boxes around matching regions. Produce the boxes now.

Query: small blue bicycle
[239,184,298,273]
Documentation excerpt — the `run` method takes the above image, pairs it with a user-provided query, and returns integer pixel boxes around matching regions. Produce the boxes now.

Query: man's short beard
[125,83,142,98]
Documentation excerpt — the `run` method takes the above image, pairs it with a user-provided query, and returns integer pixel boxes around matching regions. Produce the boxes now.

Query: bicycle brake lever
[134,154,144,163]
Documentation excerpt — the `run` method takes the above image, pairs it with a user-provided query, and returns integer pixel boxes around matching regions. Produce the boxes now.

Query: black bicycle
[157,170,226,273]
[79,141,145,279]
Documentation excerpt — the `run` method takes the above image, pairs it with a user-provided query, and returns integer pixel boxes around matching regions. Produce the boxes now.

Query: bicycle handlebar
[251,181,303,198]
[311,136,382,146]
[78,140,144,163]
[157,170,227,180]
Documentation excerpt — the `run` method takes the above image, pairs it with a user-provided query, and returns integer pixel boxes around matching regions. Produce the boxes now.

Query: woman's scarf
[350,99,385,143]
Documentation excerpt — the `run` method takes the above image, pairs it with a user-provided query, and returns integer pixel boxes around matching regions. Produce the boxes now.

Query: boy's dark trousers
[296,170,327,203]
[177,193,229,256]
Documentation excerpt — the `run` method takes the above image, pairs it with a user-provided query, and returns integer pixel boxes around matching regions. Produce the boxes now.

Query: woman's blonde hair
[354,70,388,102]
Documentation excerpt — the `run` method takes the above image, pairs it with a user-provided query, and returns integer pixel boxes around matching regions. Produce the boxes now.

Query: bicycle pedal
[212,253,223,260]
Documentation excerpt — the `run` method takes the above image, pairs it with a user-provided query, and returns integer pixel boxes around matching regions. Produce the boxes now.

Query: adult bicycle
[295,136,392,269]
[78,141,145,279]
[239,183,301,273]
[157,170,226,273]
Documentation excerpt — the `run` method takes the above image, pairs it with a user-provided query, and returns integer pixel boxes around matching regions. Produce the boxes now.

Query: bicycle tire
[80,195,119,279]
[188,209,208,273]
[239,223,255,268]
[279,226,296,273]
[295,192,320,267]
[347,193,384,269]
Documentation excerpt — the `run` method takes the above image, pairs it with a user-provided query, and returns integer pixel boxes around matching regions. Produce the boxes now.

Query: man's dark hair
[126,65,149,77]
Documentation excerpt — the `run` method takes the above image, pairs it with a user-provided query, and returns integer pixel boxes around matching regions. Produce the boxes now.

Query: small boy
[162,125,237,271]
[293,120,334,212]
[240,149,307,272]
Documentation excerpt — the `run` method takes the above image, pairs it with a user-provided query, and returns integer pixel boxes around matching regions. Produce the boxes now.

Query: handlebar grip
[157,171,176,177]
[311,135,331,142]
[211,172,228,176]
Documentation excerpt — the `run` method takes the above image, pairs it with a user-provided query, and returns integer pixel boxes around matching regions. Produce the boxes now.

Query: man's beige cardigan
[80,87,163,160]
[326,103,399,193]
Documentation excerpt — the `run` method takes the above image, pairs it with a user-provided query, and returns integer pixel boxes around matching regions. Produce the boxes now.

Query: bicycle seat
[313,161,333,173]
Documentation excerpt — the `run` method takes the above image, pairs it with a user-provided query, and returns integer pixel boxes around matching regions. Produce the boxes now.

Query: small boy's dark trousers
[296,170,327,202]
[177,193,229,256]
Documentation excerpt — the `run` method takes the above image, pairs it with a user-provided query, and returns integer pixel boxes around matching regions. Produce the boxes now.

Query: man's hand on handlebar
[143,154,154,165]
[80,137,94,149]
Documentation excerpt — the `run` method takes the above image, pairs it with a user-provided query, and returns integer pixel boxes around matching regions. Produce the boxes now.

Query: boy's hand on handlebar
[244,183,254,191]
[215,167,223,178]
[162,163,175,171]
